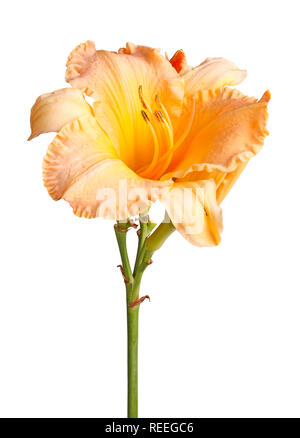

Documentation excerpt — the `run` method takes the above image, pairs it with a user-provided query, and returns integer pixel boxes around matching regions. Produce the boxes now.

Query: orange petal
[65,40,97,84]
[65,41,184,172]
[163,88,270,181]
[214,80,270,204]
[182,57,247,96]
[216,161,248,204]
[28,88,92,140]
[160,180,223,246]
[169,49,187,73]
[43,115,169,219]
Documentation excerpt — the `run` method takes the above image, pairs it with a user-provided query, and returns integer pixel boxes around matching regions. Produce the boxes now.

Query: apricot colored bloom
[29,42,270,247]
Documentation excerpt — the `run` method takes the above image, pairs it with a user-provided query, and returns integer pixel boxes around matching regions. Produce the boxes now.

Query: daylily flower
[29,41,270,247]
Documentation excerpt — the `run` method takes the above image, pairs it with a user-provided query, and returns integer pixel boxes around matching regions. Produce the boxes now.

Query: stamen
[141,110,150,122]
[150,148,173,180]
[155,111,164,122]
[149,97,174,179]
[158,116,173,151]
[137,116,160,178]
[139,85,153,115]
[155,95,172,128]
[154,98,196,179]
[173,97,196,150]
[137,89,175,179]
[138,85,148,110]
[154,96,173,148]
[155,94,161,105]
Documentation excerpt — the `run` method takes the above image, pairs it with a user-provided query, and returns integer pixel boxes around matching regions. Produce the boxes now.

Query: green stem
[126,264,143,418]
[114,216,176,418]
[127,305,139,418]
[141,219,176,269]
[114,221,133,287]
[146,219,176,253]
[133,216,148,277]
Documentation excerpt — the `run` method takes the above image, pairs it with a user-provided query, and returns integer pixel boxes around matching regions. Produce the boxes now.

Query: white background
[1,0,299,418]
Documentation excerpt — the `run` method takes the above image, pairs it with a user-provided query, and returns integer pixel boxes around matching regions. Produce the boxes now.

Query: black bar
[0,417,299,435]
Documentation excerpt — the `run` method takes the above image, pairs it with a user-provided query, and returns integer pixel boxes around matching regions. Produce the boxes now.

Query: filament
[139,86,154,115]
[137,110,160,178]
[136,87,175,179]
[155,95,172,128]
[173,97,196,150]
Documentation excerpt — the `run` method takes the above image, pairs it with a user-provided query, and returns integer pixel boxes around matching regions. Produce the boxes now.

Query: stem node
[128,295,150,308]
